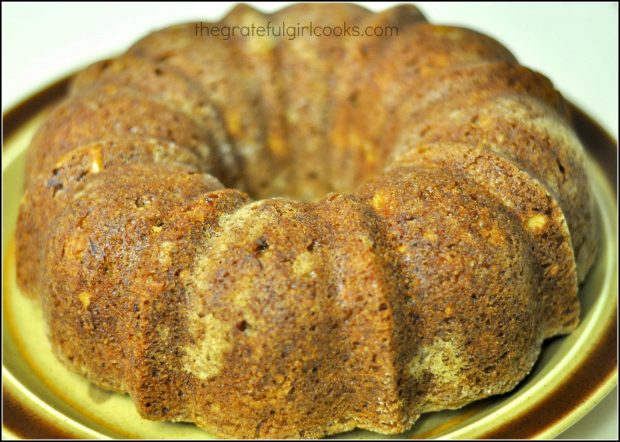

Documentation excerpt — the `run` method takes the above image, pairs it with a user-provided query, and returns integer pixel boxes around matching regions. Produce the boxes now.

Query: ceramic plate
[2,77,617,439]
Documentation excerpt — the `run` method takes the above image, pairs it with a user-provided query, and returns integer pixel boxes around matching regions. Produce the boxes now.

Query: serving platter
[2,76,617,439]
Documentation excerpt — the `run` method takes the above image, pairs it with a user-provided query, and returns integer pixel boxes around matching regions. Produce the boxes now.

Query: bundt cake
[15,3,599,438]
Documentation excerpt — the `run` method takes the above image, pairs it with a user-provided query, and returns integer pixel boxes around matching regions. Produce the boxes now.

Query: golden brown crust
[25,86,217,186]
[389,142,579,337]
[127,188,251,422]
[41,164,224,389]
[389,90,595,281]
[219,5,290,198]
[273,3,370,200]
[127,22,198,60]
[70,55,237,186]
[358,167,542,410]
[14,3,597,439]
[328,5,428,192]
[330,24,516,191]
[16,138,204,298]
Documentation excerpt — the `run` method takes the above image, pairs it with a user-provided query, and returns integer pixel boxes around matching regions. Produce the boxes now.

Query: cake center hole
[230,145,380,202]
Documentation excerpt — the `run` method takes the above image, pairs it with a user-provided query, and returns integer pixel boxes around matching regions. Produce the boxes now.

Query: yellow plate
[2,77,617,439]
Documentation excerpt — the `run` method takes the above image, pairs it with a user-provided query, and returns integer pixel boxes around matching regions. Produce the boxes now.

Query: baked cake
[15,3,598,438]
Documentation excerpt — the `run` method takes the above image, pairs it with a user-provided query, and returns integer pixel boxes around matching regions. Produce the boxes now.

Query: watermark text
[194,21,399,40]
